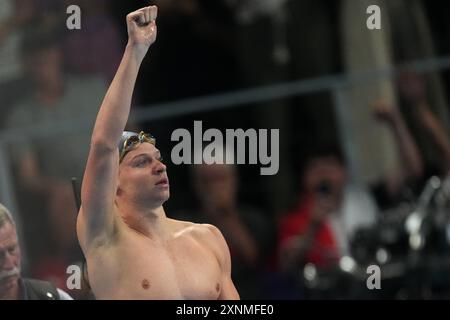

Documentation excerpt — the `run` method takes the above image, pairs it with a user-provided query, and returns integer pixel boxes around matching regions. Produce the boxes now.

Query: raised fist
[126,6,158,57]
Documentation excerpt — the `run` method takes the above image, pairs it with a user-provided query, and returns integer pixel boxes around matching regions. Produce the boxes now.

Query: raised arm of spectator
[398,71,450,174]
[373,100,424,196]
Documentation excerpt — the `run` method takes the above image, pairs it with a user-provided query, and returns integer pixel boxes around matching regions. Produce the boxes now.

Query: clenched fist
[126,6,158,59]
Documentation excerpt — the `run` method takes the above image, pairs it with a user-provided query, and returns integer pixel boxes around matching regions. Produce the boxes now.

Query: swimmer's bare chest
[86,225,223,300]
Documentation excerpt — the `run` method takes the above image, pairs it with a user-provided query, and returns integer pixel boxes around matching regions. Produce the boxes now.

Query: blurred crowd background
[1,0,450,299]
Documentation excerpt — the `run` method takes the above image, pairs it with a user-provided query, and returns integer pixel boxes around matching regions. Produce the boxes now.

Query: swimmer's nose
[154,159,166,175]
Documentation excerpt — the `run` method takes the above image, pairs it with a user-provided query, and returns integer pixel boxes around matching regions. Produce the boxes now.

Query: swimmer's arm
[79,6,158,244]
[91,6,158,147]
[206,225,240,300]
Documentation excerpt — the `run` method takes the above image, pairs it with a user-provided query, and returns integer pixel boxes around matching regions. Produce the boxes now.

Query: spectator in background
[0,203,72,300]
[277,84,426,273]
[370,100,424,211]
[62,0,122,82]
[174,149,274,299]
[273,89,426,298]
[277,147,378,273]
[5,0,122,83]
[0,0,35,127]
[3,22,105,297]
[0,0,34,81]
[368,72,450,215]
[398,71,450,176]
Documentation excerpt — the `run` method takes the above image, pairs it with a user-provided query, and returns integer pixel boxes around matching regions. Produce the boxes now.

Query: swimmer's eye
[134,157,150,167]
[133,155,162,167]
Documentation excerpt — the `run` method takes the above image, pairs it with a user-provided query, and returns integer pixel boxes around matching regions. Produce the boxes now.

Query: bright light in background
[409,233,424,250]
[405,212,421,234]
[339,256,356,273]
[376,248,389,264]
[303,263,317,282]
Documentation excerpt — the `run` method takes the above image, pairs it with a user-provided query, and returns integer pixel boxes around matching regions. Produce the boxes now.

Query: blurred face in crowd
[303,155,347,200]
[193,164,237,209]
[117,142,169,210]
[24,46,63,89]
[0,222,21,300]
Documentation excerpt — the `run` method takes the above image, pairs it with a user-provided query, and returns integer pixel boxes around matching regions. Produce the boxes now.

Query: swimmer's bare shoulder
[168,219,240,300]
[168,219,225,250]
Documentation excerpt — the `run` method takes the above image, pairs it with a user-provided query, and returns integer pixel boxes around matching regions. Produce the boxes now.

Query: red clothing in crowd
[277,194,341,268]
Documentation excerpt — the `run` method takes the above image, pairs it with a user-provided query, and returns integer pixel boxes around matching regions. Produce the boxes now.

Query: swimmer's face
[117,143,169,208]
[0,223,21,299]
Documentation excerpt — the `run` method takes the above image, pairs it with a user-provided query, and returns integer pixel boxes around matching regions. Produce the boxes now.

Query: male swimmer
[76,6,240,300]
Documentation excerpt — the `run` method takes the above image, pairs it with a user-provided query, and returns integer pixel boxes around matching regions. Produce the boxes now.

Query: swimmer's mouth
[155,178,169,186]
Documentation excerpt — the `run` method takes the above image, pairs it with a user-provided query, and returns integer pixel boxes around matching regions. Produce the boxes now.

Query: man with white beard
[0,203,72,300]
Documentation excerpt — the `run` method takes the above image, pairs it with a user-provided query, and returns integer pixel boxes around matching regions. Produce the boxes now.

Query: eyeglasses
[119,131,156,163]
